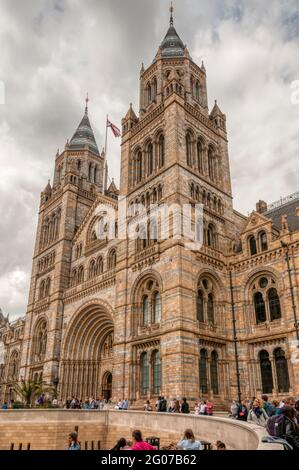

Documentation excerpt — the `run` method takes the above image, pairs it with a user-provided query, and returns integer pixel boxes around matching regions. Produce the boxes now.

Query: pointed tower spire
[69,96,100,154]
[170,1,174,26]
[85,92,89,115]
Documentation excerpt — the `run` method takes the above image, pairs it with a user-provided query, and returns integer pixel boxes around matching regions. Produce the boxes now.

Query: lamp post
[229,269,242,403]
[281,241,299,347]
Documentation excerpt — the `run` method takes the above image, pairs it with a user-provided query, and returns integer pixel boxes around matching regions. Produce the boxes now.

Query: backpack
[266,414,286,437]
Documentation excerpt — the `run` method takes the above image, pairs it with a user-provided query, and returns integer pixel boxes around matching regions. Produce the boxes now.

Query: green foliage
[13,379,55,407]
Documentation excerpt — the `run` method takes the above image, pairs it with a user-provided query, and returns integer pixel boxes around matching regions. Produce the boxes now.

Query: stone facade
[1,15,298,406]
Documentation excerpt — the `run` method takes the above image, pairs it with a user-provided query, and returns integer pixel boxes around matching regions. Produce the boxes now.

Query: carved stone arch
[195,269,225,299]
[131,269,164,303]
[31,316,48,364]
[244,268,283,297]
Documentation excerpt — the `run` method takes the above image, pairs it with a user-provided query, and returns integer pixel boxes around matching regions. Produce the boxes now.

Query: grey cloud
[0,0,298,318]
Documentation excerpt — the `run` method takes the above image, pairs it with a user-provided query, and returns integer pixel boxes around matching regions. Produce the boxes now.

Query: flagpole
[103,114,108,194]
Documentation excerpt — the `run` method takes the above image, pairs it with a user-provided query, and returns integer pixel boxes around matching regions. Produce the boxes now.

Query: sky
[0,0,298,319]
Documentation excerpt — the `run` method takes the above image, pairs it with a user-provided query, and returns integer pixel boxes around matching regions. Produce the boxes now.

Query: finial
[170,1,174,26]
[130,102,132,108]
[85,92,89,114]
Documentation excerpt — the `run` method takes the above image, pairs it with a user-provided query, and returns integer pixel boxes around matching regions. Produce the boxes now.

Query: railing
[267,191,299,212]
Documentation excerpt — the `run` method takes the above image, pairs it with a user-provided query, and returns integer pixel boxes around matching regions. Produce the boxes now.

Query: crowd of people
[67,428,226,451]
[143,396,214,415]
[229,395,299,449]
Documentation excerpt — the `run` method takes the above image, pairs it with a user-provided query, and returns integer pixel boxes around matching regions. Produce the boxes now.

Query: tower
[116,8,237,402]
[20,99,104,385]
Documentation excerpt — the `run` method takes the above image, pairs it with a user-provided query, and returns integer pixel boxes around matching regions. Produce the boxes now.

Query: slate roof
[160,24,185,58]
[69,108,100,155]
[264,193,299,232]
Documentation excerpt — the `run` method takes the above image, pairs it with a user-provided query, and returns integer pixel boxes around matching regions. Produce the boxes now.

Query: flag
[107,118,121,137]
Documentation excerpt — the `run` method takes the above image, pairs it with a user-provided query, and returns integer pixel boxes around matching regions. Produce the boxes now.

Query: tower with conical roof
[20,99,105,384]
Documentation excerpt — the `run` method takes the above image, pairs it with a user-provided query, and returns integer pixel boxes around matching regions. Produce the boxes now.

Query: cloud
[0,0,298,318]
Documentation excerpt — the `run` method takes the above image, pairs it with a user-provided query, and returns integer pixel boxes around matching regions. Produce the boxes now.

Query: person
[67,432,81,450]
[1,402,8,410]
[110,438,131,450]
[52,397,58,407]
[199,401,207,415]
[130,430,157,450]
[158,396,167,412]
[230,400,239,419]
[173,400,180,413]
[215,440,226,450]
[247,399,268,426]
[177,429,203,450]
[168,399,175,413]
[276,397,296,415]
[261,394,275,417]
[70,397,76,409]
[65,398,71,409]
[181,397,190,414]
[122,398,129,410]
[206,400,213,416]
[194,402,200,415]
[282,406,299,450]
[237,400,248,421]
[144,400,152,411]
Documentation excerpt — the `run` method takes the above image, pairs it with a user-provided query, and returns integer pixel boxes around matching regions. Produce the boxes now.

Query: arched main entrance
[102,372,112,401]
[60,302,114,401]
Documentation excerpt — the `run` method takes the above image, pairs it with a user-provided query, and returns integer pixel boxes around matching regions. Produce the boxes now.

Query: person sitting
[110,438,131,450]
[177,429,203,450]
[144,400,152,411]
[67,432,81,450]
[130,430,157,450]
[215,440,226,450]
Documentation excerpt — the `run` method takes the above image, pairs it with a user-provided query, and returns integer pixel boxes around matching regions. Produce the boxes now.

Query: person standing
[206,400,213,416]
[237,400,248,421]
[181,397,190,414]
[247,399,268,426]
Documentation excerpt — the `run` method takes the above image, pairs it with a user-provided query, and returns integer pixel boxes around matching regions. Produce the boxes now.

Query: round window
[259,277,268,289]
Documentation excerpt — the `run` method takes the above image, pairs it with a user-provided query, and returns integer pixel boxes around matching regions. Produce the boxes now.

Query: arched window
[195,81,200,101]
[197,140,204,173]
[274,348,290,393]
[196,291,204,322]
[153,292,161,323]
[152,77,157,100]
[268,288,281,321]
[94,165,98,183]
[142,296,149,326]
[77,160,81,171]
[77,265,84,283]
[96,256,103,275]
[71,268,77,287]
[88,163,93,182]
[44,277,51,297]
[152,350,161,394]
[140,352,149,395]
[136,151,142,183]
[34,320,47,363]
[39,280,45,300]
[254,292,266,324]
[146,82,151,105]
[207,224,216,249]
[149,218,158,243]
[108,250,117,270]
[158,134,165,168]
[199,349,208,394]
[210,351,219,394]
[88,259,96,279]
[249,236,257,256]
[186,133,192,167]
[147,143,153,175]
[207,293,214,324]
[260,232,268,251]
[9,351,19,381]
[208,147,215,181]
[259,350,273,394]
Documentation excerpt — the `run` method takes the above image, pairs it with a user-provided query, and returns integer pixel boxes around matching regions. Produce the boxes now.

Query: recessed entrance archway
[102,371,112,401]
[60,302,114,401]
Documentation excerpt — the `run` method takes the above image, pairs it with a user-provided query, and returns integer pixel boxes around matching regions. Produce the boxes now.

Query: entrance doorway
[102,372,112,401]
